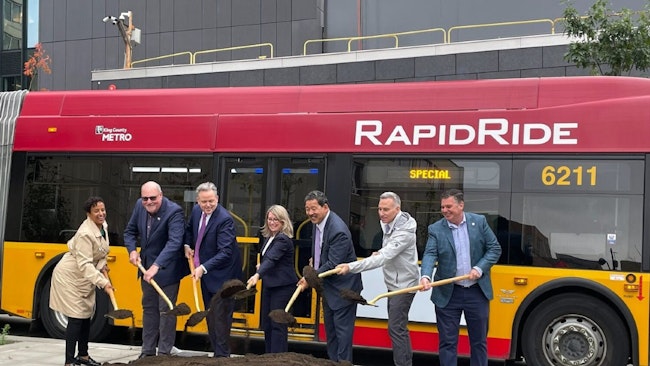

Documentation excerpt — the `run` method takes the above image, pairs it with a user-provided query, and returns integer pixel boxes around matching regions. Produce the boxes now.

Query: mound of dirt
[103,352,352,366]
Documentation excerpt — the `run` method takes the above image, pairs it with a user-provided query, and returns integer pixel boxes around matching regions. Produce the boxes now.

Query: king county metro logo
[95,125,133,142]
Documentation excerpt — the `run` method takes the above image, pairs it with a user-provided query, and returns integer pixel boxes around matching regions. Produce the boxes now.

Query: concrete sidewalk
[0,335,209,366]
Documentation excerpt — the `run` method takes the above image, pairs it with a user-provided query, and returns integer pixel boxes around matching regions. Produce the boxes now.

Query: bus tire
[39,278,113,341]
[521,294,629,366]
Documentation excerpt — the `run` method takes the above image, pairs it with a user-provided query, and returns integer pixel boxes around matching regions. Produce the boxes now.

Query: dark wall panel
[173,30,203,54]
[264,67,299,86]
[415,55,455,77]
[216,0,233,28]
[174,0,203,31]
[300,64,336,85]
[231,25,262,59]
[65,40,92,90]
[232,0,261,26]
[376,59,414,81]
[276,21,293,56]
[195,72,229,87]
[165,74,197,88]
[499,48,543,71]
[337,62,375,83]
[145,0,161,34]
[456,51,498,74]
[230,69,263,86]
[261,0,278,23]
[160,0,175,33]
[203,0,218,29]
[277,0,292,22]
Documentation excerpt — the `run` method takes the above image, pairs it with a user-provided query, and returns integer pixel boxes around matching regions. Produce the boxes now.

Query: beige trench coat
[49,218,110,319]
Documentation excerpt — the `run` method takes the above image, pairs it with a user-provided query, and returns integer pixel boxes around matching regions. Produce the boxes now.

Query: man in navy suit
[420,189,501,366]
[298,190,362,363]
[183,182,242,358]
[124,181,189,358]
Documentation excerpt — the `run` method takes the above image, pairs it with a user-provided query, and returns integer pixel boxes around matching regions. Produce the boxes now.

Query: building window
[27,0,37,47]
[2,75,22,91]
[2,0,23,50]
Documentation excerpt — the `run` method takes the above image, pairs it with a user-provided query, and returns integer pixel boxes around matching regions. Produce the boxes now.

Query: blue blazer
[124,197,189,287]
[420,212,501,308]
[184,204,242,295]
[314,211,363,310]
[257,233,298,288]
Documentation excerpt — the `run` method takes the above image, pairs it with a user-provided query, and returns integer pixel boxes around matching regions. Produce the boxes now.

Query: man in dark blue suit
[299,190,362,363]
[420,189,501,366]
[124,181,189,358]
[183,182,242,358]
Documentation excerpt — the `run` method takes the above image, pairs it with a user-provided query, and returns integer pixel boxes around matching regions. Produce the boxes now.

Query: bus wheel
[521,294,629,366]
[39,278,113,341]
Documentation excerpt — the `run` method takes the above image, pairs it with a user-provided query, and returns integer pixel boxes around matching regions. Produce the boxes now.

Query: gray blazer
[348,211,419,290]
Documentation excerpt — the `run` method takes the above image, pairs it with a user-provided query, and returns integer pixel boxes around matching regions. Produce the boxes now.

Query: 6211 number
[541,166,597,186]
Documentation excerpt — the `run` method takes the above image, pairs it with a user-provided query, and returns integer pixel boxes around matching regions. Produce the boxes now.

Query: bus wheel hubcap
[544,315,605,366]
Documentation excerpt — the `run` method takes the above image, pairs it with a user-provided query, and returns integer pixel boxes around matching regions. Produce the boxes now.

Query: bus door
[277,157,324,339]
[221,157,265,332]
[221,156,325,339]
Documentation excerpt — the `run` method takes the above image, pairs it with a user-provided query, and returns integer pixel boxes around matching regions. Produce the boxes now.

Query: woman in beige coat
[50,196,114,366]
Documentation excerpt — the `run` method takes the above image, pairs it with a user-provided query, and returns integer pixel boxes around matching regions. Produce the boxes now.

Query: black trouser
[65,317,90,364]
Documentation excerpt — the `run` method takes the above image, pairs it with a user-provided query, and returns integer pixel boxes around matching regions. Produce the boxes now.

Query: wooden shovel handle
[429,274,472,288]
[318,267,342,278]
[284,285,304,312]
[137,263,174,310]
[102,270,119,310]
[367,274,472,305]
[187,257,202,311]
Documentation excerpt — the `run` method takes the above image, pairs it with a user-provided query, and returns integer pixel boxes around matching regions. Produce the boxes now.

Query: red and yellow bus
[0,76,648,366]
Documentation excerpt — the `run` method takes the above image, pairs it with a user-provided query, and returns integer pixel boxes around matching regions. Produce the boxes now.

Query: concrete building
[2,0,648,91]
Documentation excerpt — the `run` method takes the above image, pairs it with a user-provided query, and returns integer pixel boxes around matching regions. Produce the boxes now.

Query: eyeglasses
[141,195,158,202]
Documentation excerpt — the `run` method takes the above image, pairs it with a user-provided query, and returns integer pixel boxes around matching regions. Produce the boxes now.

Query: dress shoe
[75,355,101,366]
[128,353,154,364]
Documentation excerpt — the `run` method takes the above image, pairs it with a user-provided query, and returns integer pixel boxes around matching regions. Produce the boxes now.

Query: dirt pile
[102,352,351,366]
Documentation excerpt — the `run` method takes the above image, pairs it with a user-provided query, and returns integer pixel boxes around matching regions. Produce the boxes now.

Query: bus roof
[13,76,650,153]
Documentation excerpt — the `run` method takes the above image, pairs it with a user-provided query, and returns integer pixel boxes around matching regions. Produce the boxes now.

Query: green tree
[563,0,650,76]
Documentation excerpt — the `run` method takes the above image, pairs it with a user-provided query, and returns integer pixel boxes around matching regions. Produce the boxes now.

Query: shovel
[345,274,472,307]
[220,253,260,300]
[101,269,134,320]
[137,263,191,316]
[232,282,257,300]
[268,283,306,325]
[184,257,208,327]
[302,266,341,294]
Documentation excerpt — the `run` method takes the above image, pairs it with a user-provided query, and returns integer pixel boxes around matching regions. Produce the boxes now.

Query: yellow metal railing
[130,43,273,68]
[192,43,274,64]
[447,18,555,43]
[303,18,568,55]
[130,51,192,67]
[129,17,572,67]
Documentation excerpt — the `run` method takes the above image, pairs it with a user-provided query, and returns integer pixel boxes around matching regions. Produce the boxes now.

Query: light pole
[103,11,140,69]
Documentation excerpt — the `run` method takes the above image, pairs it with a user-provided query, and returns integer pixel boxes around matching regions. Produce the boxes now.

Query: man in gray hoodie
[337,191,419,366]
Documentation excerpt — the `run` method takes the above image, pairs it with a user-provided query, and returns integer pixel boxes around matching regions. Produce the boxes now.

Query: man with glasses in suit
[124,181,188,359]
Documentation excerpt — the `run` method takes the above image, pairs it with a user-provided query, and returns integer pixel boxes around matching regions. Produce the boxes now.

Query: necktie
[193,213,207,267]
[313,226,322,269]
[385,224,391,234]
